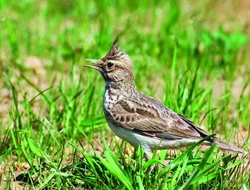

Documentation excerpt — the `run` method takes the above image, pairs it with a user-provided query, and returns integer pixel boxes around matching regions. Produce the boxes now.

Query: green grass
[0,0,249,189]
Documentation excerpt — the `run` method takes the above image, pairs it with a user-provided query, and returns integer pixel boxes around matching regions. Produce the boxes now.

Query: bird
[84,38,245,158]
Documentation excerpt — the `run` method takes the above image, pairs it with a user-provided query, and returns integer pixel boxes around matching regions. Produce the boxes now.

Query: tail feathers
[214,138,246,154]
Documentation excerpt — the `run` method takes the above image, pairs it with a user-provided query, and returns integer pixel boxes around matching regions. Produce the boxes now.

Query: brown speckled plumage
[85,39,245,158]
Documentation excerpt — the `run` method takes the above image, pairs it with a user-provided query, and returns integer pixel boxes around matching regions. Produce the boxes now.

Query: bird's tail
[213,138,246,154]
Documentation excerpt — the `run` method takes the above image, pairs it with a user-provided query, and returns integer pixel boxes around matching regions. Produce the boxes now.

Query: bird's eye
[107,62,114,68]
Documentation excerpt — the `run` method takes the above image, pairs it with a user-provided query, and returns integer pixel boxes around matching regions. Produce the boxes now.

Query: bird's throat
[106,81,136,96]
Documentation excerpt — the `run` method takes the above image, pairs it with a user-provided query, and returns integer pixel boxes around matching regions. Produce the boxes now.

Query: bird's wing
[106,94,211,140]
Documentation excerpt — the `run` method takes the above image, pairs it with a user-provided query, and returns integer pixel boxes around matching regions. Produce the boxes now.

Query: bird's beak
[84,59,102,72]
[85,59,99,64]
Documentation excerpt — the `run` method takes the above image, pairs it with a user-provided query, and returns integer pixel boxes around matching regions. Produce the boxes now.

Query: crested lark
[85,39,245,158]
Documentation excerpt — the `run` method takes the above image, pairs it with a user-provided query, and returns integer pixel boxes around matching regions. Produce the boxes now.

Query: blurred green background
[0,0,249,189]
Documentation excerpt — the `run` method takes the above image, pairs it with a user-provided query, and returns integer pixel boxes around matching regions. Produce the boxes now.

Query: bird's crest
[106,37,119,57]
[103,37,131,63]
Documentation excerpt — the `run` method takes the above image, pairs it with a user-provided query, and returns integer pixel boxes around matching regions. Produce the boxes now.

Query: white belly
[106,120,198,157]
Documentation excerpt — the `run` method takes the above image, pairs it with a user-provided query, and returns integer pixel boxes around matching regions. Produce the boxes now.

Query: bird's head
[85,38,135,87]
